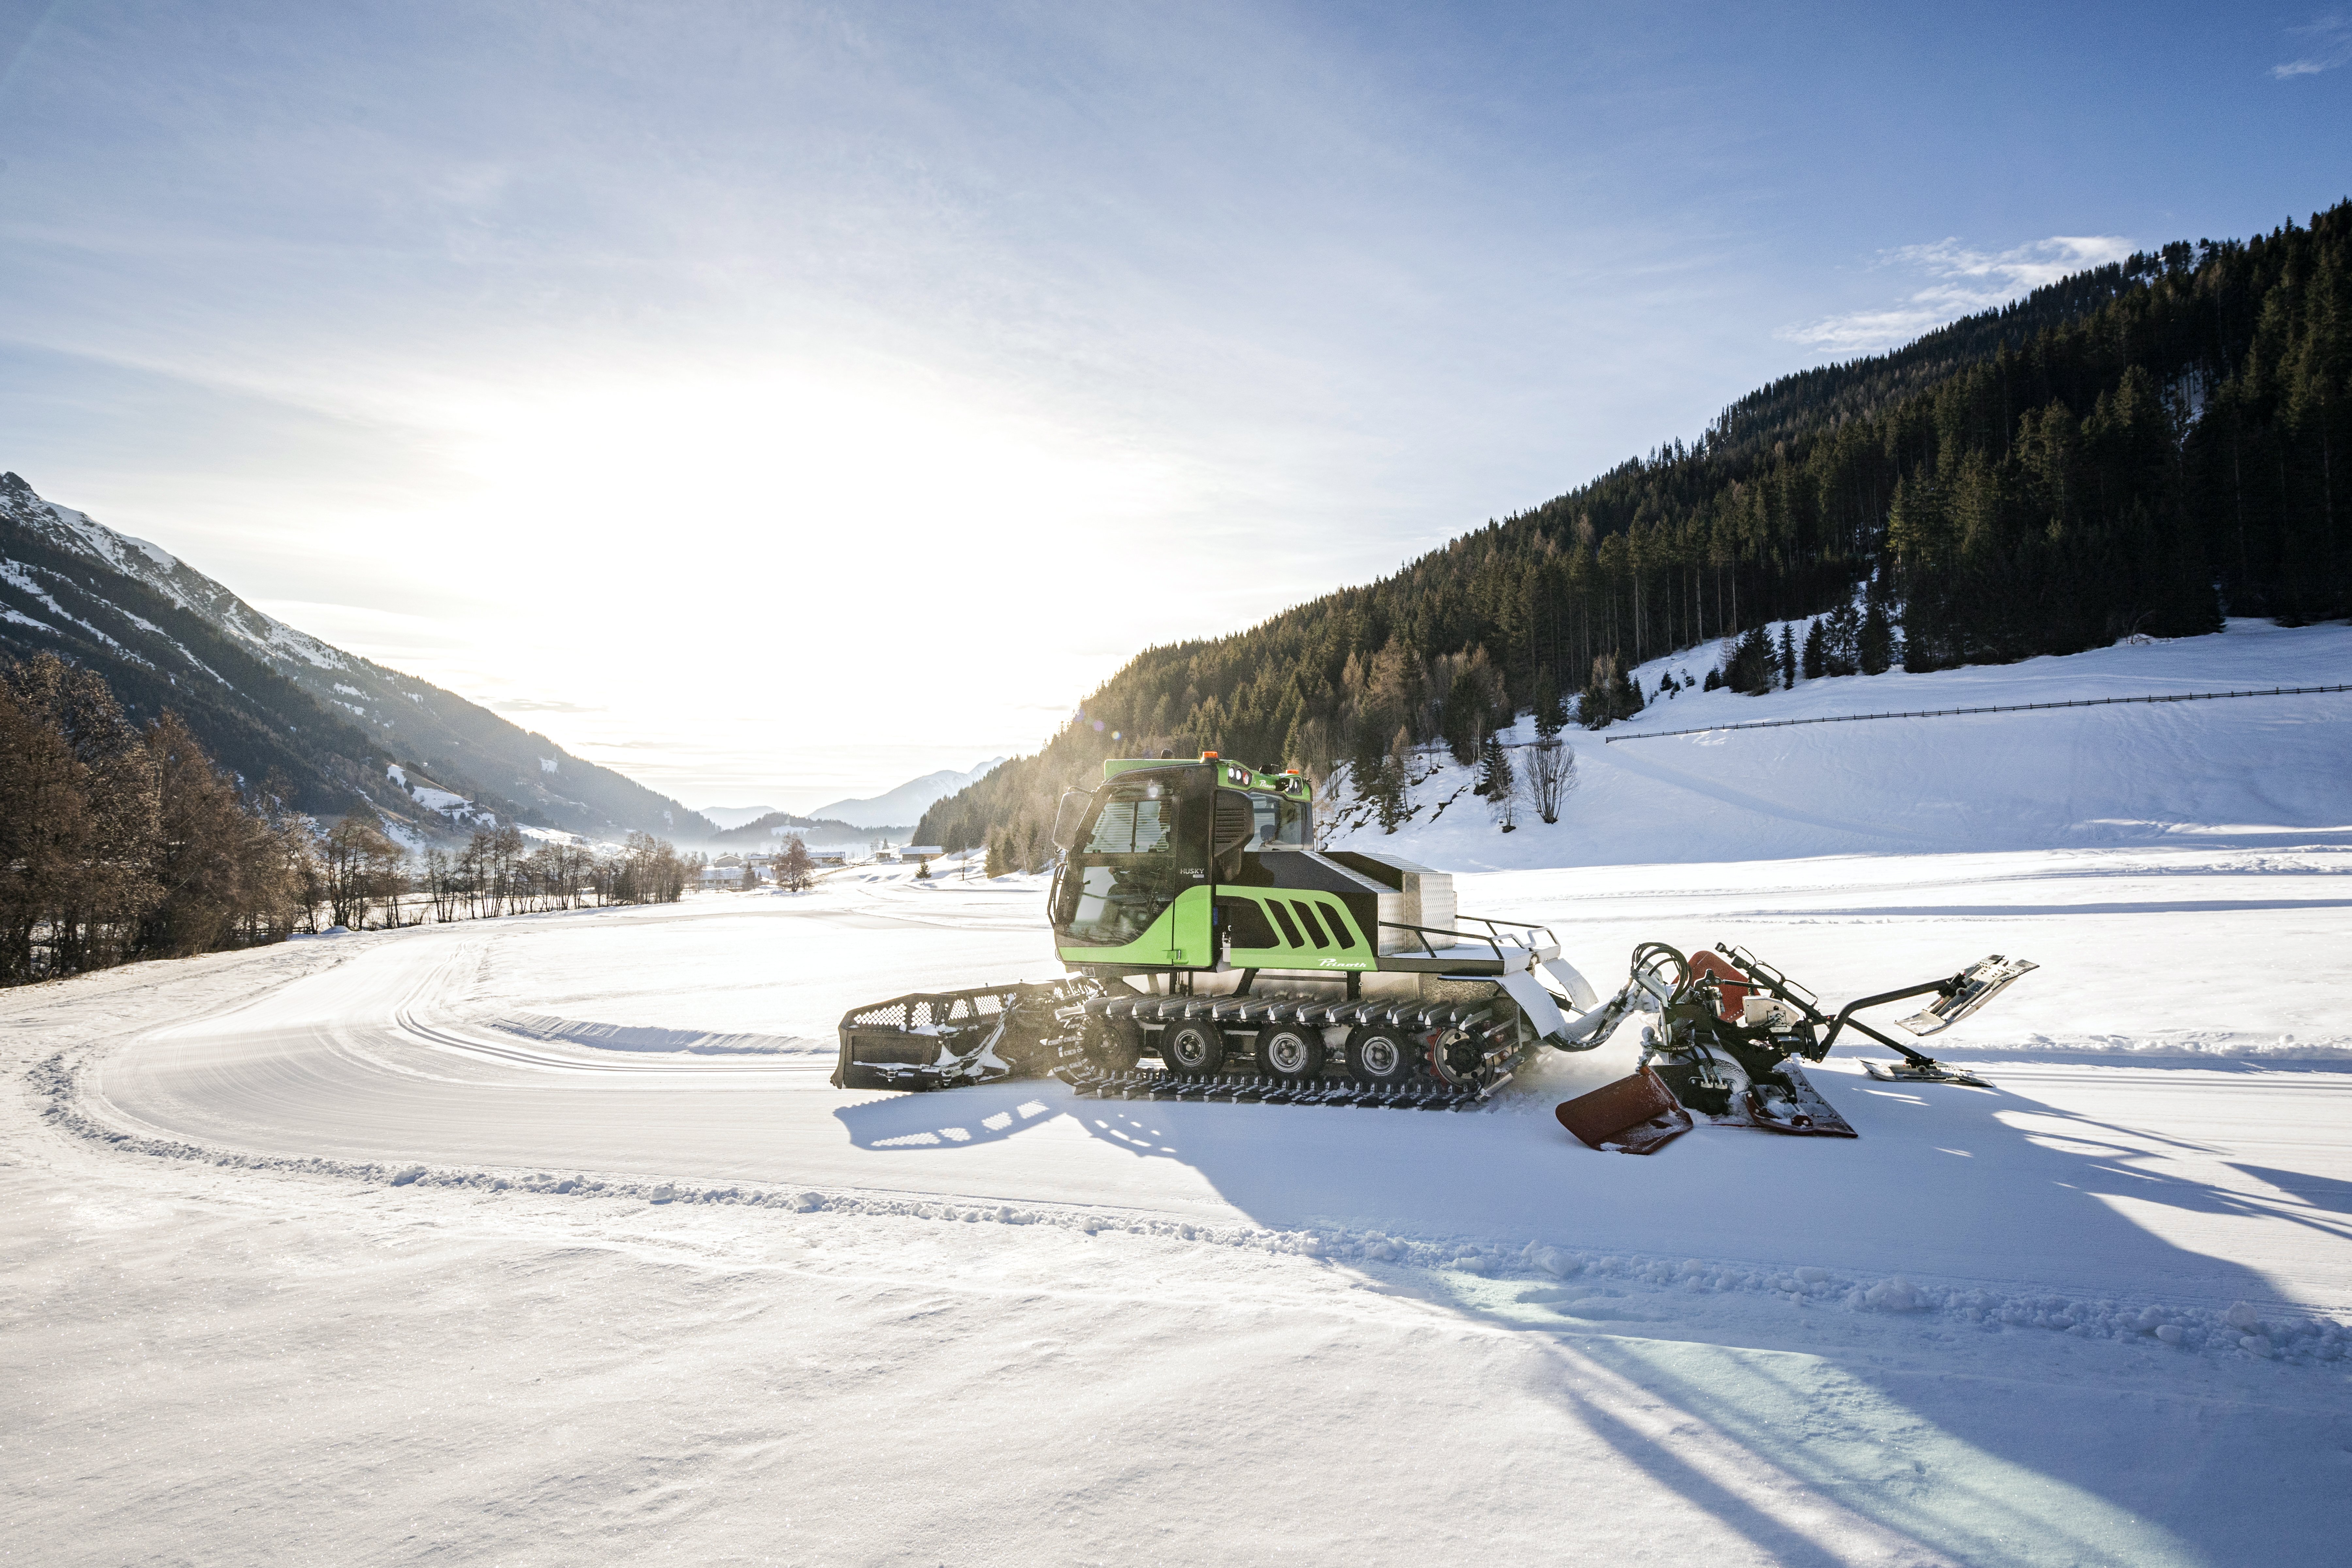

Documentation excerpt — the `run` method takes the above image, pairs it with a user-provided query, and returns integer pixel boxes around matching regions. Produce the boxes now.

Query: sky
[1,2,2346,811]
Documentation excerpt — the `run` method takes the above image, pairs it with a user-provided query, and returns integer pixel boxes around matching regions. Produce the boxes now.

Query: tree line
[1,652,698,987]
[920,202,2351,856]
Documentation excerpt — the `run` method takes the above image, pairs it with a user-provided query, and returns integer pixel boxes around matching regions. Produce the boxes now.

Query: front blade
[1556,1067,1694,1155]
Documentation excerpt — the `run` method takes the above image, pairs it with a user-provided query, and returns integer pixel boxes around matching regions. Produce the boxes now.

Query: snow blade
[1556,1067,1694,1155]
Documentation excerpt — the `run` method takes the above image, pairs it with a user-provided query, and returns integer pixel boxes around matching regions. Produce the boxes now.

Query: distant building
[896,845,944,864]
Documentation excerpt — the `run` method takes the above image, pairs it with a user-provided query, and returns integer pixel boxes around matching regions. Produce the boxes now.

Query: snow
[9,629,2352,1563]
[1325,620,2352,871]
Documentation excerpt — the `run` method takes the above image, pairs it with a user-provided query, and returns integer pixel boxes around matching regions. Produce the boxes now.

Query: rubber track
[1056,1065,1499,1110]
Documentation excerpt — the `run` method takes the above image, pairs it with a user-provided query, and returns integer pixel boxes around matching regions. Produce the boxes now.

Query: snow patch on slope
[1327,620,2352,872]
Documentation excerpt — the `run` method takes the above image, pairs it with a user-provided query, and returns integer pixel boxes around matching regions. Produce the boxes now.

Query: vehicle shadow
[825,1048,2350,1562]
[831,1082,1068,1150]
[1037,1053,2352,1566]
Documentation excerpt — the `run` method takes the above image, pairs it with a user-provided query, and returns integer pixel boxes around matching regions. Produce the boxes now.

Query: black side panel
[1323,850,1404,890]
[1215,896,1280,950]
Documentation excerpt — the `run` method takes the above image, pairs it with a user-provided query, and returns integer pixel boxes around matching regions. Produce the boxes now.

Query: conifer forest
[921,203,2352,860]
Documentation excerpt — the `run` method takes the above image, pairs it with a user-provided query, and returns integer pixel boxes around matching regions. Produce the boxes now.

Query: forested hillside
[922,203,2352,864]
[1,474,712,840]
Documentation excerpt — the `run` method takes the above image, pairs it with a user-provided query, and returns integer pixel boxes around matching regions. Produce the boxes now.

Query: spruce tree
[1532,667,1566,740]
[1778,625,1798,688]
[1801,618,1826,680]
[1859,602,1895,674]
[1476,731,1515,800]
[1440,679,1481,765]
[1611,661,1645,720]
[1578,654,1616,730]
[1727,626,1775,694]
[1378,726,1413,833]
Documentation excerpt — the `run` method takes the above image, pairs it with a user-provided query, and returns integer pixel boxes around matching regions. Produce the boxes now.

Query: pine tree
[1578,654,1618,730]
[1777,624,1798,688]
[1476,731,1515,800]
[1723,626,1775,694]
[1611,660,1645,720]
[1801,618,1826,680]
[1859,602,1895,674]
[1531,667,1566,740]
[1440,678,1482,765]
[1377,725,1413,833]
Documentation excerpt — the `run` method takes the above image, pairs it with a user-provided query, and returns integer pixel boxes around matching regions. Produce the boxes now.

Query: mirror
[1049,787,1094,853]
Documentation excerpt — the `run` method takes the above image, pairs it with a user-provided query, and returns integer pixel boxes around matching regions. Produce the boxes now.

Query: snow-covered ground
[8,625,2352,1565]
[1325,618,2352,869]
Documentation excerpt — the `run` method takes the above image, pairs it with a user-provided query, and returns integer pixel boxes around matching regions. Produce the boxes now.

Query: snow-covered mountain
[0,471,714,839]
[697,806,783,831]
[808,759,1007,829]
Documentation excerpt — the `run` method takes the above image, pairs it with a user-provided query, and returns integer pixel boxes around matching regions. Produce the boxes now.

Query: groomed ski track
[71,855,2352,1315]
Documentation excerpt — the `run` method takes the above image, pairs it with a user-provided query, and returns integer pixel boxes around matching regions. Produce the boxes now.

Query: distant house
[896,845,944,864]
[808,848,849,866]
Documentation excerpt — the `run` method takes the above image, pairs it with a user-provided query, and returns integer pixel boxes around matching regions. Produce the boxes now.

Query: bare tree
[320,818,403,929]
[776,836,815,891]
[1524,739,1577,825]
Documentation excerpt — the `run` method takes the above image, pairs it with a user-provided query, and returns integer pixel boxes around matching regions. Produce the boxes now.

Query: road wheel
[1347,1024,1418,1084]
[1159,1020,1226,1074]
[1089,1016,1143,1073]
[1258,1026,1320,1080]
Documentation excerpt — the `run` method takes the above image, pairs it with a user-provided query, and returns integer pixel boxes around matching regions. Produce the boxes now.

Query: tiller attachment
[1550,944,2034,1152]
[834,980,1094,1090]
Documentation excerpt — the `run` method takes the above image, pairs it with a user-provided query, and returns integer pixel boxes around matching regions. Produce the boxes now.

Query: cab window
[1250,791,1308,847]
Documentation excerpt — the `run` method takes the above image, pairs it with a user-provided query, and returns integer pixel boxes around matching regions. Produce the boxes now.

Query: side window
[1251,792,1309,846]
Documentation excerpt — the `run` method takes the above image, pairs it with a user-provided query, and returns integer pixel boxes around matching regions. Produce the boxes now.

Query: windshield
[1056,771,1209,947]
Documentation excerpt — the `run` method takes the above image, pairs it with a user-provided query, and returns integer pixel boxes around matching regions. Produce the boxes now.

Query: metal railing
[1379,914,1560,964]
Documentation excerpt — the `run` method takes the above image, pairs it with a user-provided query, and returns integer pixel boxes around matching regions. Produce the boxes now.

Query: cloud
[2273,14,2352,78]
[1777,234,2134,356]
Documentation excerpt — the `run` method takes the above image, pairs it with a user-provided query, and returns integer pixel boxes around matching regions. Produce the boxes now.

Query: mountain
[698,805,783,831]
[808,760,1007,828]
[919,202,2352,860]
[0,473,715,841]
[700,811,905,849]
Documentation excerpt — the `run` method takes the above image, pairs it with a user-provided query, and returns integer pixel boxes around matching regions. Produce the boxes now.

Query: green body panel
[1218,888,1375,972]
[1055,883,1214,968]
